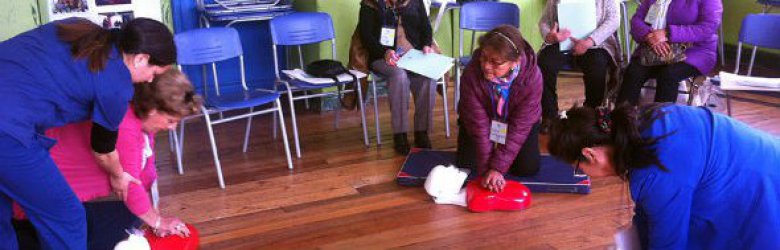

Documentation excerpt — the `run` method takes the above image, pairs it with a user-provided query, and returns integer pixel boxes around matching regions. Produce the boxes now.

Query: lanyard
[488,86,511,122]
[379,0,398,27]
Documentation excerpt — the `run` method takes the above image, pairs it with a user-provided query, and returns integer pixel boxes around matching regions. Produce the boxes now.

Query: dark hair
[477,25,524,61]
[132,69,201,120]
[547,103,672,180]
[57,17,176,72]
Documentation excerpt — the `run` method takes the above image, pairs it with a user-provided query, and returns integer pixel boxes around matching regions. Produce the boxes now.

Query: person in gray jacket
[537,0,621,131]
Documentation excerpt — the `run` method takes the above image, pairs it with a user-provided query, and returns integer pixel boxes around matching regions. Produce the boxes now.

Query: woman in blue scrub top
[0,17,175,249]
[547,103,780,249]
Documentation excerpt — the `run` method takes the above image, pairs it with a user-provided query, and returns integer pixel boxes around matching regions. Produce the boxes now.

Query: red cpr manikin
[145,224,200,250]
[466,179,532,212]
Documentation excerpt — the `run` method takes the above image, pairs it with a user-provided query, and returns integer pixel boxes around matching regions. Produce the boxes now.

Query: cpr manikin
[424,165,471,206]
[424,165,532,212]
[114,224,199,250]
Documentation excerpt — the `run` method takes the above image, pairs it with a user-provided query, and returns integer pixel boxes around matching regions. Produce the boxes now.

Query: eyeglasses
[480,54,511,67]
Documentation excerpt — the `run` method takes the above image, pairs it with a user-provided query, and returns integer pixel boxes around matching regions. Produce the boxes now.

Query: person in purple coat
[456,25,543,193]
[617,0,722,105]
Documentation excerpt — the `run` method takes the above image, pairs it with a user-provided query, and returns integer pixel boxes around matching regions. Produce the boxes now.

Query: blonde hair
[131,69,202,119]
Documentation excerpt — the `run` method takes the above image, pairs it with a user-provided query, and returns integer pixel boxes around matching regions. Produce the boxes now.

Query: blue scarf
[488,65,520,120]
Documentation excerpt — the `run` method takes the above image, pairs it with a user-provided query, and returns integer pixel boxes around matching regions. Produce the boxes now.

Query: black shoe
[393,133,411,155]
[414,131,432,149]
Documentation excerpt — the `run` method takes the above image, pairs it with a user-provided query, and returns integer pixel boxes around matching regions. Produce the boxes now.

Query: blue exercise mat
[396,149,591,194]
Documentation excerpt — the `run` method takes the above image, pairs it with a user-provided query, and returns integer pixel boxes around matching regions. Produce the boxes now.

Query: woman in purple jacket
[617,0,722,105]
[456,25,543,193]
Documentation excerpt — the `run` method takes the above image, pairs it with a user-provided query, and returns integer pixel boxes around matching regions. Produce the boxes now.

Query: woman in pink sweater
[14,69,201,249]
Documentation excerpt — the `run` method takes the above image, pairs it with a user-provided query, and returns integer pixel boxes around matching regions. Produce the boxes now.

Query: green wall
[0,0,43,41]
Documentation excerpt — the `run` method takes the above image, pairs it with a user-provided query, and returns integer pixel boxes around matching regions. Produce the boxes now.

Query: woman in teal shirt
[548,104,780,249]
[0,18,175,249]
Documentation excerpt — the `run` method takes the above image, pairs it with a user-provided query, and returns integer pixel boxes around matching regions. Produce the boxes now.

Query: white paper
[557,0,598,51]
[719,71,780,91]
[281,69,366,85]
[396,49,454,80]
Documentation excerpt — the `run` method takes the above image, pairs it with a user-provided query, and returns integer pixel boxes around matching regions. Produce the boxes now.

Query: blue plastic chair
[173,27,293,189]
[455,2,520,108]
[726,14,780,115]
[269,12,369,158]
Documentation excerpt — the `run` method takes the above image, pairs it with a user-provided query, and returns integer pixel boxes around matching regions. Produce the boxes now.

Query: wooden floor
[154,68,779,249]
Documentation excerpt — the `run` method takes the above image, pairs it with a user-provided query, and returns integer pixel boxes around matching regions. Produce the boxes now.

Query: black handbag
[304,59,358,107]
[637,43,691,66]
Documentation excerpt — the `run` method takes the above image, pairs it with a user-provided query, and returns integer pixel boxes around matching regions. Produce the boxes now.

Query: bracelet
[154,217,161,229]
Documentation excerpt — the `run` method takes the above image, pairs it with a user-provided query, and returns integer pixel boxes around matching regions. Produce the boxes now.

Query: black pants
[616,60,700,105]
[456,120,541,177]
[14,200,141,250]
[538,44,612,119]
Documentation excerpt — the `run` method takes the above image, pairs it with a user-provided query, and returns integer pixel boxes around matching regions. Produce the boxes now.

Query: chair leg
[172,126,184,175]
[243,107,254,153]
[726,91,733,116]
[334,86,341,129]
[179,122,186,151]
[372,78,382,145]
[304,90,310,109]
[441,78,451,138]
[272,110,278,139]
[275,99,294,170]
[168,131,175,152]
[454,64,461,112]
[151,180,159,210]
[687,81,697,106]
[286,85,302,158]
[357,81,369,147]
[202,107,226,189]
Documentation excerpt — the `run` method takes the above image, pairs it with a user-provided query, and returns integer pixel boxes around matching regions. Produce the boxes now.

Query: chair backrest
[269,12,335,46]
[458,2,520,59]
[757,0,780,6]
[269,12,336,80]
[739,14,780,50]
[175,27,243,65]
[459,2,520,31]
[175,27,245,96]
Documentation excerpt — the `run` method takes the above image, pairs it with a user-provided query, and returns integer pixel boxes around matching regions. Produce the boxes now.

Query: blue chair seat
[430,1,460,8]
[459,56,472,67]
[206,90,280,110]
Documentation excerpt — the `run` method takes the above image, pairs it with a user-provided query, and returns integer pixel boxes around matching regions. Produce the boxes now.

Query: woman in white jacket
[537,0,621,130]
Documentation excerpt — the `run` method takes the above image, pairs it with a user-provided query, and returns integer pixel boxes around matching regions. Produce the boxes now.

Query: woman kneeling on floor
[457,25,543,193]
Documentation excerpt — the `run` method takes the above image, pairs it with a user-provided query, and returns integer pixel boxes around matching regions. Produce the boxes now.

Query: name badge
[489,120,508,145]
[380,27,396,47]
